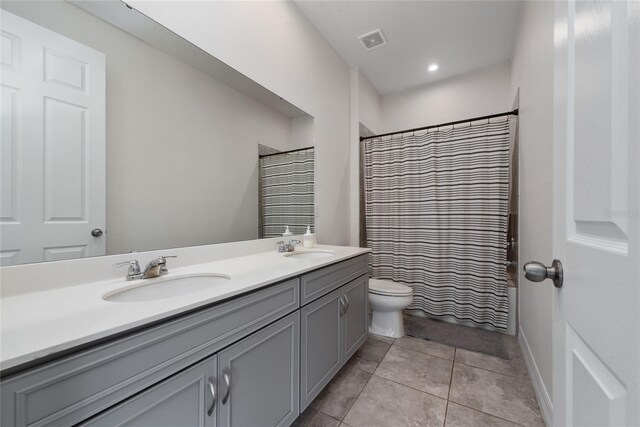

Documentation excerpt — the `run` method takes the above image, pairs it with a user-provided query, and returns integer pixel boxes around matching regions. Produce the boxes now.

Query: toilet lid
[369,279,413,296]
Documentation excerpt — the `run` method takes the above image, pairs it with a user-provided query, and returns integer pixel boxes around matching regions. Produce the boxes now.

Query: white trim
[519,326,553,427]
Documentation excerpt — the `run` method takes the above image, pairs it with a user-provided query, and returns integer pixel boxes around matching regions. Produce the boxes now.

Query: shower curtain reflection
[258,148,315,238]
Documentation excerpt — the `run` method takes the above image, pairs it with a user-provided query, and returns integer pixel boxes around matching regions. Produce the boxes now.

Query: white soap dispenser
[282,225,293,238]
[303,226,315,248]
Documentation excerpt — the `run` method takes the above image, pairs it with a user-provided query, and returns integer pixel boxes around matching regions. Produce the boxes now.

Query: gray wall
[380,62,512,133]
[510,0,555,406]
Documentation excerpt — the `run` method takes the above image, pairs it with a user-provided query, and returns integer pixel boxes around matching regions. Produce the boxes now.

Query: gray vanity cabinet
[217,312,299,427]
[81,355,218,427]
[1,254,369,427]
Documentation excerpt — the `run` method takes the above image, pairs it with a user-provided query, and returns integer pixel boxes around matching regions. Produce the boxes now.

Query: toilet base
[370,310,404,338]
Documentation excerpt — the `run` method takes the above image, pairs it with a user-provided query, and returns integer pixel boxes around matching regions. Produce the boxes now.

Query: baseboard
[518,327,553,427]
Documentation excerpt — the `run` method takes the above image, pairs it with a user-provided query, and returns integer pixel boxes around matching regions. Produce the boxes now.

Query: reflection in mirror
[259,147,315,238]
[0,1,314,266]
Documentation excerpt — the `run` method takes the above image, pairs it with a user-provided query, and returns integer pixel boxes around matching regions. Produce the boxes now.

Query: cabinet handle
[339,296,345,315]
[344,295,350,312]
[222,367,231,405]
[207,376,216,416]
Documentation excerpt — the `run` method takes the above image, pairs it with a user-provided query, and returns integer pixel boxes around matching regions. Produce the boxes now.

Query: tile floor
[293,331,545,427]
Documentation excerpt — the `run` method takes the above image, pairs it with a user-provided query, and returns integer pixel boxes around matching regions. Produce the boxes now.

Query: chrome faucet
[114,255,177,280]
[142,256,177,279]
[277,240,301,253]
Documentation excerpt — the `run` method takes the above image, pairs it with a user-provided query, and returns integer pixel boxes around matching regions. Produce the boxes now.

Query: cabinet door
[299,287,343,411]
[217,312,299,427]
[342,275,369,362]
[81,355,217,427]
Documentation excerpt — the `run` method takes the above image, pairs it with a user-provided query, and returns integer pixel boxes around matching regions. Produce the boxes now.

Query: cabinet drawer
[300,254,369,306]
[1,279,299,427]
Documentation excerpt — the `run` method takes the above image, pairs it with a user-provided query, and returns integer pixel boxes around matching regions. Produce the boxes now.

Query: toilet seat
[369,279,412,297]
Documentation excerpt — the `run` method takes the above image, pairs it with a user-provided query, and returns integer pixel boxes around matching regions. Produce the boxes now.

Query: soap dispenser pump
[283,225,292,238]
[303,226,315,248]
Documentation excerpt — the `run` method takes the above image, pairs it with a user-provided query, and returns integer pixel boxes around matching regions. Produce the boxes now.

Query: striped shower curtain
[259,148,314,238]
[364,119,510,330]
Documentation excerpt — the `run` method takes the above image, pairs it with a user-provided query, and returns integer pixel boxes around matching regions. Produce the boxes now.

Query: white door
[552,1,639,426]
[0,11,105,266]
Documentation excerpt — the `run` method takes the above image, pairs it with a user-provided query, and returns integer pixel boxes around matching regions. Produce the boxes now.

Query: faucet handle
[157,255,177,275]
[287,240,301,251]
[114,259,140,269]
[114,260,141,280]
[277,241,286,253]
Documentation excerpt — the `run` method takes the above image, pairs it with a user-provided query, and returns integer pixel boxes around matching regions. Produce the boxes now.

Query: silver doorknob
[523,259,563,288]
[91,228,103,237]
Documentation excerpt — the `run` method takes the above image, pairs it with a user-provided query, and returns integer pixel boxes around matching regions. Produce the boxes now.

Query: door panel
[553,1,639,425]
[81,355,217,427]
[43,98,86,222]
[299,288,342,410]
[0,11,105,266]
[342,275,369,362]
[217,312,299,427]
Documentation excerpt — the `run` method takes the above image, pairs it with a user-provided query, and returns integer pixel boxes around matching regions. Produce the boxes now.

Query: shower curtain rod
[359,109,519,141]
[258,146,314,159]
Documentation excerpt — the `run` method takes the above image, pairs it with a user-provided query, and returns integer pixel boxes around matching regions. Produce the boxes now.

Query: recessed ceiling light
[428,63,439,72]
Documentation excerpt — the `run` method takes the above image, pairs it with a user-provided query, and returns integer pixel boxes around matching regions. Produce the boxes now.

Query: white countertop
[0,245,369,372]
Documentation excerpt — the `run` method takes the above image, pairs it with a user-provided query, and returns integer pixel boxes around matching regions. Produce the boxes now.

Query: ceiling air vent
[358,29,387,51]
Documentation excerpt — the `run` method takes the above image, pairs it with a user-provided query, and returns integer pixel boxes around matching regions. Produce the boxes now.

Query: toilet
[368,279,413,338]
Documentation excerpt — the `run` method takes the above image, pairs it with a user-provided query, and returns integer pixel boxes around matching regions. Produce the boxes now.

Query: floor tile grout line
[392,335,456,360]
[391,341,456,362]
[372,336,453,402]
[445,399,529,427]
[337,367,372,421]
[390,341,456,363]
[453,359,524,380]
[313,365,370,422]
[442,347,457,427]
[395,336,519,368]
[334,336,395,423]
[370,372,449,402]
[449,361,540,425]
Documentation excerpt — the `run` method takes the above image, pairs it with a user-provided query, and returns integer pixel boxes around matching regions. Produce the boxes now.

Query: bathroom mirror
[0,1,315,266]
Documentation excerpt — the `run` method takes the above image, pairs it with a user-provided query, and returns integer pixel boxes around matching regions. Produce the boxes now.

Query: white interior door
[0,10,105,266]
[552,1,639,426]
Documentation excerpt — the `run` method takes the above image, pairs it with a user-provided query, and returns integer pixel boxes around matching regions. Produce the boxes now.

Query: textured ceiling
[295,1,521,95]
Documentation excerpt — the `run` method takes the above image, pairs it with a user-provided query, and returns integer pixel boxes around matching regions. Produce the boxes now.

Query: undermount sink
[282,250,336,260]
[104,273,231,303]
